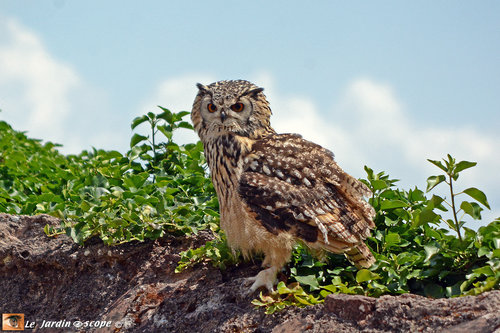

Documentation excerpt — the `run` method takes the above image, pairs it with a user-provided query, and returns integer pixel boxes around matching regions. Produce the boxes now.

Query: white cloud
[0,17,120,154]
[0,18,78,143]
[337,79,500,192]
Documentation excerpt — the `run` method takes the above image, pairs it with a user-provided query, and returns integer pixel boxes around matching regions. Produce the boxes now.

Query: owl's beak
[220,110,227,123]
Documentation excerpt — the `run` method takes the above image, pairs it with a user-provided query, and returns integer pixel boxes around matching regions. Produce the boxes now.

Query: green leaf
[477,246,490,258]
[380,199,408,210]
[414,209,439,227]
[157,125,173,140]
[446,154,456,168]
[409,188,426,202]
[462,187,490,209]
[276,281,292,293]
[356,269,380,283]
[454,160,476,174]
[251,299,267,307]
[385,233,401,247]
[427,159,448,173]
[294,274,320,290]
[130,133,148,148]
[177,121,194,130]
[424,243,440,262]
[371,180,388,190]
[468,265,494,278]
[396,252,420,266]
[131,115,149,130]
[105,150,123,159]
[427,195,447,211]
[176,111,190,118]
[157,108,173,123]
[426,175,446,192]
[364,166,374,180]
[444,219,456,230]
[43,224,50,235]
[460,201,483,220]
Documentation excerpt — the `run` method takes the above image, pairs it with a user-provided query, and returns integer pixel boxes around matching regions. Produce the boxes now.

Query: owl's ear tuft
[243,87,264,98]
[196,83,210,94]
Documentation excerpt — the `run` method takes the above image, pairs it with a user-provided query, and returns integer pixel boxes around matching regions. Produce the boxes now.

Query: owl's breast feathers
[237,133,376,266]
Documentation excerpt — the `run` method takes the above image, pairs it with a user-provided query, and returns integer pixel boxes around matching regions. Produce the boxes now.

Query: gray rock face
[1,213,499,332]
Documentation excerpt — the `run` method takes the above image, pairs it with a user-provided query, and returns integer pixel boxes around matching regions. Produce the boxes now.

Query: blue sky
[0,1,499,226]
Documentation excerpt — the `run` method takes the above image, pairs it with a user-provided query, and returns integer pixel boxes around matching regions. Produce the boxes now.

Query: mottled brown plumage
[191,80,375,291]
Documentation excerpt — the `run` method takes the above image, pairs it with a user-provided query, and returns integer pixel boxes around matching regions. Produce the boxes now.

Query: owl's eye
[207,103,218,113]
[230,103,244,112]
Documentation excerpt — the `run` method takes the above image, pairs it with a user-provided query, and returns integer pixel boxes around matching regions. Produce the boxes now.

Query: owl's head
[191,80,274,140]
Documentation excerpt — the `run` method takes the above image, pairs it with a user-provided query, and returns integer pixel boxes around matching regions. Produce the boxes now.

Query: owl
[191,80,375,292]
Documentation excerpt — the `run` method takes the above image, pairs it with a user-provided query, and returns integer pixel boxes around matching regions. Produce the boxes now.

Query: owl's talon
[245,266,278,294]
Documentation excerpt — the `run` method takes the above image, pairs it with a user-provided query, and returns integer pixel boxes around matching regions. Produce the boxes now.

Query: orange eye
[207,103,217,113]
[231,103,244,112]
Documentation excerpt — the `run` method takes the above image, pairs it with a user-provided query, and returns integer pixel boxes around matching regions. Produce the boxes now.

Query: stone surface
[1,213,499,332]
[324,294,375,322]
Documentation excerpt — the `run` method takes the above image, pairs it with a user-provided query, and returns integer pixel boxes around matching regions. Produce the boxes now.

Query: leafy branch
[426,154,490,241]
[130,107,193,171]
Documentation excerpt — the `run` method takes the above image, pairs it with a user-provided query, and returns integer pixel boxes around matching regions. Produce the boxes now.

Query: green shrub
[252,163,499,312]
[1,108,498,314]
[0,107,218,244]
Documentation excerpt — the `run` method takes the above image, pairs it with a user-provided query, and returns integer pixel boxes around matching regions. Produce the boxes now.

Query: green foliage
[251,282,321,314]
[175,231,237,272]
[426,154,490,240]
[0,107,217,244]
[1,108,498,315]
[253,164,498,313]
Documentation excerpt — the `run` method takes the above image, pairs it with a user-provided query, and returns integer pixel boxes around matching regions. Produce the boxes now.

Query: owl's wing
[239,134,375,266]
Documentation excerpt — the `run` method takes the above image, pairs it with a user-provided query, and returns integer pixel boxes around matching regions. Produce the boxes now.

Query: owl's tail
[344,243,375,268]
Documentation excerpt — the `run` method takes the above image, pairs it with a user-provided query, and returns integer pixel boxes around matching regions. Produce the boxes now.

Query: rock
[1,213,499,332]
[325,291,500,333]
[324,294,375,322]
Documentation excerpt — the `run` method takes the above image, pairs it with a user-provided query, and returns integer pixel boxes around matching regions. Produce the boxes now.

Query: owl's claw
[244,266,278,294]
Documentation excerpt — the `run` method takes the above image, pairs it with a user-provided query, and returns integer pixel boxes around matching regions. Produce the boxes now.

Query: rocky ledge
[1,213,499,332]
